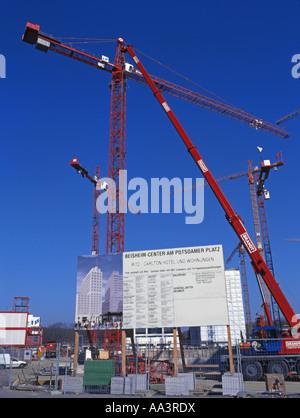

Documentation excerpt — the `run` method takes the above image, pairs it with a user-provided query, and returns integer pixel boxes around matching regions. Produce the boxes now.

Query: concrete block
[111,377,125,395]
[222,372,244,396]
[178,372,195,390]
[165,376,189,396]
[124,376,136,395]
[62,376,83,394]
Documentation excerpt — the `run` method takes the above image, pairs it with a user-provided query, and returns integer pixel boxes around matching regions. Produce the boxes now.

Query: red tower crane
[246,160,273,325]
[22,23,289,255]
[107,42,126,254]
[225,159,283,335]
[70,158,102,255]
[70,158,138,349]
[70,158,103,346]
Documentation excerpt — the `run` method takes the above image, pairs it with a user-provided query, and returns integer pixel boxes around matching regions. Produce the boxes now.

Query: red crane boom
[123,43,299,332]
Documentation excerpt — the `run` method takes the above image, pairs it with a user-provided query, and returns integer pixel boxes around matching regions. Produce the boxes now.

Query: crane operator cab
[251,326,282,354]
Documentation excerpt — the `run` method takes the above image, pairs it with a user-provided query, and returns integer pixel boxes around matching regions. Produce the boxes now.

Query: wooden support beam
[121,330,126,377]
[173,328,178,376]
[73,330,79,377]
[178,327,186,373]
[227,325,235,375]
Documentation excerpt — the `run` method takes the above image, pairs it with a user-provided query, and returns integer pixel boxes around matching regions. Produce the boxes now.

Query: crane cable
[55,36,116,45]
[63,41,116,44]
[56,37,116,41]
[132,46,249,115]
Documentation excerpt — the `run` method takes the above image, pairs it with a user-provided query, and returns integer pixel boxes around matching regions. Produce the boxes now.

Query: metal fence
[0,347,11,387]
[0,344,72,391]
[1,336,300,397]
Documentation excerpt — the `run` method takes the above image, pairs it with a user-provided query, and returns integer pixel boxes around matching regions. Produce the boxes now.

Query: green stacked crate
[83,360,115,392]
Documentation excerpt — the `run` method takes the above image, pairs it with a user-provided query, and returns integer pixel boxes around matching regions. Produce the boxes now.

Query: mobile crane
[122,43,300,381]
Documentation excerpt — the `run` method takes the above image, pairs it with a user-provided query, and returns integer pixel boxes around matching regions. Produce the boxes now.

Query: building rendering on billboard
[75,253,122,329]
[102,271,123,315]
[75,266,103,324]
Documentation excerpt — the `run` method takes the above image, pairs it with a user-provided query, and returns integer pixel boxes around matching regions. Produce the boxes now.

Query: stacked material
[110,374,147,395]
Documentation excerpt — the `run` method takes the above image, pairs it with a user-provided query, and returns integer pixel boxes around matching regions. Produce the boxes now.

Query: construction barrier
[2,336,300,397]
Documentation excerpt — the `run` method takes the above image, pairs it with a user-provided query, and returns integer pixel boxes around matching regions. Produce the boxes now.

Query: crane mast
[107,41,126,253]
[124,43,299,332]
[255,171,281,327]
[92,166,101,255]
[227,160,282,328]
[70,158,101,346]
[247,161,273,324]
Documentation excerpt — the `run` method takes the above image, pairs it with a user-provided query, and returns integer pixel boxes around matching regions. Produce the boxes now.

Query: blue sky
[0,0,300,326]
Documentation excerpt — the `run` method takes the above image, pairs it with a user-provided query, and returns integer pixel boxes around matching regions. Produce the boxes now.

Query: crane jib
[22,22,289,139]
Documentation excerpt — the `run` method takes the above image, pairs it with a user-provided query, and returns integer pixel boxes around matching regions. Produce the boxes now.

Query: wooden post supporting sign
[173,328,178,376]
[73,330,79,377]
[227,325,235,375]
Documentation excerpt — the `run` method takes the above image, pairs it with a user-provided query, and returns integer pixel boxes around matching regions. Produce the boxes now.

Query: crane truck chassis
[221,326,300,381]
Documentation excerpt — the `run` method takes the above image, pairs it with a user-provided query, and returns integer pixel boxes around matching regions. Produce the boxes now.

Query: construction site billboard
[122,245,229,329]
[74,245,229,330]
